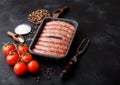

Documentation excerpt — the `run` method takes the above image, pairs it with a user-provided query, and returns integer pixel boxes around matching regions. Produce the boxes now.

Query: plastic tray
[29,17,78,59]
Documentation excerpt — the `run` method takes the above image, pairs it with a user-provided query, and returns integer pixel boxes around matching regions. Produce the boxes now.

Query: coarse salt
[15,24,31,35]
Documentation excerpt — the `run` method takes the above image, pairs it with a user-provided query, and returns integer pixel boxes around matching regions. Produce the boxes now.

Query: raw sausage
[38,37,69,46]
[44,25,74,34]
[42,28,73,38]
[34,44,66,54]
[36,41,67,50]
[40,32,70,42]
[46,21,75,31]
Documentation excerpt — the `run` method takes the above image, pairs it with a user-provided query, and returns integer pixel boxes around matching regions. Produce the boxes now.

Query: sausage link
[36,41,67,50]
[46,21,75,31]
[40,32,70,42]
[34,44,66,54]
[44,25,74,35]
[42,28,73,39]
[38,37,69,46]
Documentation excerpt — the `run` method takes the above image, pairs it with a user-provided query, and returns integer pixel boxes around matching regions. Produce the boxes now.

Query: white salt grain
[18,37,24,43]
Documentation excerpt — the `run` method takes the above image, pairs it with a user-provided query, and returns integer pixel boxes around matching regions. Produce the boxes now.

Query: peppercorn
[33,76,41,83]
[28,9,51,24]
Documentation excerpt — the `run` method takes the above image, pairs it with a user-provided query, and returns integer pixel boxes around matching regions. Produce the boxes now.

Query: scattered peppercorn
[33,76,41,83]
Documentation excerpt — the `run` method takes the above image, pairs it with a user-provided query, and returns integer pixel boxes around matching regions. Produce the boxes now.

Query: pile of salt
[15,24,31,35]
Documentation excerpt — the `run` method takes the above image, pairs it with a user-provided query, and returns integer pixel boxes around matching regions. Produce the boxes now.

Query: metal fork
[60,38,90,78]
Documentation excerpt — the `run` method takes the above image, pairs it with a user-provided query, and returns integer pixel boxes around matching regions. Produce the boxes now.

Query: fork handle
[60,60,76,78]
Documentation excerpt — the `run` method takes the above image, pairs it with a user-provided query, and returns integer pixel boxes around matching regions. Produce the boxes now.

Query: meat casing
[46,21,75,31]
[44,25,74,35]
[36,41,67,50]
[38,37,69,46]
[40,32,70,42]
[34,44,66,54]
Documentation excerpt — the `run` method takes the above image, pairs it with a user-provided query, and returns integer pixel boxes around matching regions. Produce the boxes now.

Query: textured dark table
[0,0,120,85]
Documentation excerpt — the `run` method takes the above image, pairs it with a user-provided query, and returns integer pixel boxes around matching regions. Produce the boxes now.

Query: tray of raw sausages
[29,17,78,59]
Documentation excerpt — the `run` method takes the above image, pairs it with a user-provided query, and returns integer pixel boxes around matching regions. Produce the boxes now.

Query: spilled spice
[33,76,41,83]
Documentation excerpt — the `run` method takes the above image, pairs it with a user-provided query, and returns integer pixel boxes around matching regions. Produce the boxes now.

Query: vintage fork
[60,38,90,78]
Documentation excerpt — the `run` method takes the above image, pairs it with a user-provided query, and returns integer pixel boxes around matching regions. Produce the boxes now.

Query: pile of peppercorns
[28,9,51,24]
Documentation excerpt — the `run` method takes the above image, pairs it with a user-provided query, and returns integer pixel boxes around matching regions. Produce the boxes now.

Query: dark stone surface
[0,0,120,85]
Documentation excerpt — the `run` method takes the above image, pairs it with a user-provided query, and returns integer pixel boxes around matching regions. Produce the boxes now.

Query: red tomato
[27,60,40,73]
[6,52,19,66]
[17,44,28,54]
[20,52,33,63]
[2,42,16,56]
[14,62,27,75]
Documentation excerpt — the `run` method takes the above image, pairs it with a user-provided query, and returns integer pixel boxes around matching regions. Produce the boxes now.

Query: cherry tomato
[14,62,27,75]
[20,52,33,63]
[27,60,40,73]
[17,44,28,54]
[6,51,19,66]
[2,42,16,56]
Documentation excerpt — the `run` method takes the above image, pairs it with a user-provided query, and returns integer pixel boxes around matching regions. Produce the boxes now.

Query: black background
[0,0,120,85]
